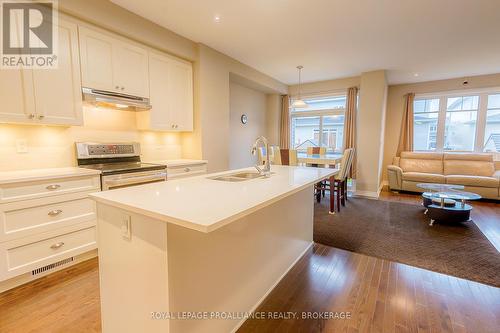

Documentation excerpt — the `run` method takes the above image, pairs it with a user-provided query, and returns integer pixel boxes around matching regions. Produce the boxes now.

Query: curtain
[396,93,415,156]
[343,87,358,178]
[279,95,290,149]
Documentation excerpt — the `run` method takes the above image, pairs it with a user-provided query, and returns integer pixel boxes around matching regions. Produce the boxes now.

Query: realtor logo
[1,0,58,68]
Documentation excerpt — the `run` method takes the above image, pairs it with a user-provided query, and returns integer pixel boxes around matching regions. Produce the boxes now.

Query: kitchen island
[89,165,337,333]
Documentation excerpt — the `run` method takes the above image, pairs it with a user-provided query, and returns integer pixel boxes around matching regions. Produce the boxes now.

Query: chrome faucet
[251,136,271,177]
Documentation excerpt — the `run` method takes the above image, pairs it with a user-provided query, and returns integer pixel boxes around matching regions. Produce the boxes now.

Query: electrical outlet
[121,214,132,240]
[16,139,28,153]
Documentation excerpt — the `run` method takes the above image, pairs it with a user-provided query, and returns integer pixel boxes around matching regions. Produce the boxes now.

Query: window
[484,94,500,153]
[290,96,346,152]
[413,98,439,151]
[443,96,478,151]
[413,90,500,154]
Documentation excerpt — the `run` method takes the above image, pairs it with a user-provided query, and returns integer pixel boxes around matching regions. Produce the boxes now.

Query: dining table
[297,152,343,166]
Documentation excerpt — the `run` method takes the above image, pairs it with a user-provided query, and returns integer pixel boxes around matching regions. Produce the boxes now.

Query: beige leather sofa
[387,152,500,199]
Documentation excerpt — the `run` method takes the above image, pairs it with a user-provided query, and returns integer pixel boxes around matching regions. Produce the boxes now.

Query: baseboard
[0,249,98,293]
[230,241,314,333]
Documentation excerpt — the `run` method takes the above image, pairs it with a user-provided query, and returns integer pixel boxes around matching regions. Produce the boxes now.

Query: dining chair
[274,148,298,166]
[315,148,353,213]
[306,146,326,167]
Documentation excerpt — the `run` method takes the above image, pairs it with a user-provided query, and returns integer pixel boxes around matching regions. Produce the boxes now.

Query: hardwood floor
[0,258,101,333]
[0,192,498,333]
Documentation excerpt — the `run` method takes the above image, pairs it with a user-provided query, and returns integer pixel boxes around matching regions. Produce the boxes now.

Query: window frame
[289,93,347,152]
[414,87,500,153]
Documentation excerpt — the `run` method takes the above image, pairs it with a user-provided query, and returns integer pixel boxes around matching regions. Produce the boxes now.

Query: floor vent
[31,257,74,276]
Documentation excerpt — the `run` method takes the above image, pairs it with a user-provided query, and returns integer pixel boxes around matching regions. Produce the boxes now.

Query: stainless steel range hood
[82,87,151,111]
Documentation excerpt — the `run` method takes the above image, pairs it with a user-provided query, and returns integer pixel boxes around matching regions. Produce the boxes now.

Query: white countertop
[144,159,207,167]
[0,167,101,184]
[89,165,338,233]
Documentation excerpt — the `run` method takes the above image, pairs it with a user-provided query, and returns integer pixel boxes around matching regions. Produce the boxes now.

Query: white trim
[415,86,500,99]
[230,241,314,333]
[0,249,98,293]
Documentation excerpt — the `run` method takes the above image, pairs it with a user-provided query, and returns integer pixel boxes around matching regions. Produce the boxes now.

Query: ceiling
[111,0,500,85]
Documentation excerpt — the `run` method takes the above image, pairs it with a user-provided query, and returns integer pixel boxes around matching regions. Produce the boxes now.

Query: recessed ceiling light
[413,73,419,77]
[214,15,221,23]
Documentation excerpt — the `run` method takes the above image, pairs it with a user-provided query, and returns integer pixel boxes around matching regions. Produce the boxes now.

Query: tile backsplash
[0,107,182,171]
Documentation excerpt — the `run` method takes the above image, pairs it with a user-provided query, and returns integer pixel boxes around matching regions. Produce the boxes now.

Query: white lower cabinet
[167,163,208,179]
[0,224,96,281]
[0,173,99,284]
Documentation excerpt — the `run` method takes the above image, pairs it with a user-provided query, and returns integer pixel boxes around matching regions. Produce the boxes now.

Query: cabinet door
[32,19,83,125]
[78,26,114,91]
[145,53,173,130]
[0,10,36,123]
[168,59,193,131]
[113,42,149,97]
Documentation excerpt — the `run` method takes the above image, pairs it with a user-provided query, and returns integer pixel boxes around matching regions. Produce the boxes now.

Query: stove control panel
[88,144,135,155]
[76,142,140,159]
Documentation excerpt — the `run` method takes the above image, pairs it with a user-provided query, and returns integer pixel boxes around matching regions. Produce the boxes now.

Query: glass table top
[417,183,464,191]
[423,190,481,201]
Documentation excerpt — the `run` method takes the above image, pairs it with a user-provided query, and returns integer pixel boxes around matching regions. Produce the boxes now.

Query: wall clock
[241,114,248,124]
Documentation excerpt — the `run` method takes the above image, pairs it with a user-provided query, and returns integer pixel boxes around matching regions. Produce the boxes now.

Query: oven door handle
[104,172,166,187]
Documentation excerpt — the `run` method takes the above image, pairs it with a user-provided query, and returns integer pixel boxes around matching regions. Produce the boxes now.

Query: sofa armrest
[493,170,500,180]
[387,165,403,190]
[392,156,401,167]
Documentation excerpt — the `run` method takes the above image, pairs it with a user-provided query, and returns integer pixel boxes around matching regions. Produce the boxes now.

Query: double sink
[208,171,273,182]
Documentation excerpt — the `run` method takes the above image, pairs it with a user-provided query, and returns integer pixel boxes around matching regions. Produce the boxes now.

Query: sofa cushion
[402,172,445,183]
[445,175,499,188]
[443,152,493,162]
[400,158,443,174]
[443,160,494,177]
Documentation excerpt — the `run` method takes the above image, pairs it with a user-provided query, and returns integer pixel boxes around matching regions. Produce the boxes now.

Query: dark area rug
[314,197,500,287]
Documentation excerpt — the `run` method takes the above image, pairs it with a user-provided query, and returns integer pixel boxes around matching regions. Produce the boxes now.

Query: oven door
[101,169,167,190]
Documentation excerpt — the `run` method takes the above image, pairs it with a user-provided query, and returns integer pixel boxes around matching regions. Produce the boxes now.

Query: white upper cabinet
[0,68,35,123]
[137,52,193,132]
[32,19,83,125]
[0,17,82,126]
[78,27,114,91]
[168,59,193,131]
[79,27,149,97]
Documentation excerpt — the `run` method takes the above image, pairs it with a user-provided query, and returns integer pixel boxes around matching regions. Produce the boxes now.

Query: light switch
[121,214,131,240]
[16,139,28,153]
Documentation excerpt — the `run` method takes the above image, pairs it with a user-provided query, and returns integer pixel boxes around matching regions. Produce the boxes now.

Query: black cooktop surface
[79,162,166,175]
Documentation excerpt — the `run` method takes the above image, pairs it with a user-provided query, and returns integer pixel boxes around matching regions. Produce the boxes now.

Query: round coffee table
[416,184,481,226]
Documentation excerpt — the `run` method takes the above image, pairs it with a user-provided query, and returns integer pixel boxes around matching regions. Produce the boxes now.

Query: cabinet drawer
[167,164,207,179]
[0,176,100,203]
[0,197,96,242]
[0,226,96,281]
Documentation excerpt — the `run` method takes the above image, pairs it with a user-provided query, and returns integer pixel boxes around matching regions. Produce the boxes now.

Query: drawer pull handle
[50,242,65,250]
[46,184,61,190]
[48,209,63,216]
[184,167,191,172]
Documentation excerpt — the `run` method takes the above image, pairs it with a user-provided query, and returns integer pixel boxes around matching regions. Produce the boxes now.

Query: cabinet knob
[50,242,65,250]
[48,209,63,216]
[38,115,44,120]
[175,125,178,129]
[28,114,35,119]
[121,87,124,90]
[171,124,175,128]
[184,167,191,172]
[115,85,119,89]
[46,184,61,190]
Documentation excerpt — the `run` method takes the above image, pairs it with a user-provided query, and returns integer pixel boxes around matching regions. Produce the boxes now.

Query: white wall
[356,70,388,197]
[229,82,267,169]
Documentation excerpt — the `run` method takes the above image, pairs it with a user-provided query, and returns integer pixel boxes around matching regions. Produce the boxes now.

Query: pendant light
[292,65,308,108]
